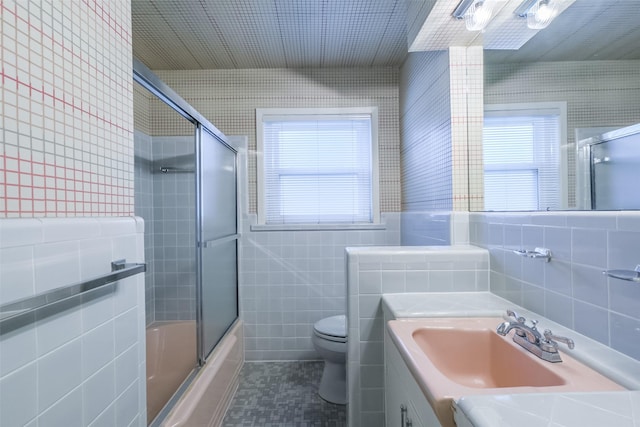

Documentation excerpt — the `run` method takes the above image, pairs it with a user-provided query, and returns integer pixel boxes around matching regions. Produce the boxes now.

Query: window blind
[261,115,373,224]
[483,112,561,211]
[484,170,539,211]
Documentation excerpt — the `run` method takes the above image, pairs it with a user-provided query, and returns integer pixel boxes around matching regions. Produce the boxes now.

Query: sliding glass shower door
[197,126,239,361]
[134,58,240,426]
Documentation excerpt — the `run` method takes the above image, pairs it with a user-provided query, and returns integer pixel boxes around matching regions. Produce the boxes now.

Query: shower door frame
[195,125,241,363]
[133,57,240,366]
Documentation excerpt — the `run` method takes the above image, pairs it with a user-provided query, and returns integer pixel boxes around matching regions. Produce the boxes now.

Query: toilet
[312,314,348,405]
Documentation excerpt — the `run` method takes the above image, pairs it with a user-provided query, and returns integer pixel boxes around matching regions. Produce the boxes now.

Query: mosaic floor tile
[222,361,347,427]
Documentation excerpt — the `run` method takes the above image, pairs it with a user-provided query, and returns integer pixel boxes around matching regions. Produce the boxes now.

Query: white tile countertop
[381,292,640,427]
[453,391,640,427]
[382,291,509,319]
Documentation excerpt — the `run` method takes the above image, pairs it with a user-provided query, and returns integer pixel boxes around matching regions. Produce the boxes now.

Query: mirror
[478,0,640,211]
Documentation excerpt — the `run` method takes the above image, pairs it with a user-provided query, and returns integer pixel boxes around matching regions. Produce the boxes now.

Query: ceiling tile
[132,0,640,70]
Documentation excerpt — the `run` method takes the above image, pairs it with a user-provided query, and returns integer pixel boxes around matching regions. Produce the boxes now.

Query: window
[256,108,379,225]
[483,103,567,211]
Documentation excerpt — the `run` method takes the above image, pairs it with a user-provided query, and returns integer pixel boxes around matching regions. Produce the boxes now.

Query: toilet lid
[314,315,347,339]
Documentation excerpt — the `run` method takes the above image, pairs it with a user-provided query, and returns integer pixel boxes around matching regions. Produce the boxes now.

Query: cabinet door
[385,329,441,427]
[385,329,405,427]
[408,398,430,427]
[385,358,406,427]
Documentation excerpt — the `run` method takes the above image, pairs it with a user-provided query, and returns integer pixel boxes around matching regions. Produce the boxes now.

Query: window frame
[256,107,380,228]
[483,102,568,210]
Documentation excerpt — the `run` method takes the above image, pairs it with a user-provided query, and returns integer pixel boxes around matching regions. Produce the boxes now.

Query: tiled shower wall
[470,211,640,361]
[1,0,134,217]
[151,137,197,322]
[134,81,197,324]
[133,133,197,324]
[485,59,640,208]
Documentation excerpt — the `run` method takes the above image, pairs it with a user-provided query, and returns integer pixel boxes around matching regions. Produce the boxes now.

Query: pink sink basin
[412,326,566,388]
[387,317,625,427]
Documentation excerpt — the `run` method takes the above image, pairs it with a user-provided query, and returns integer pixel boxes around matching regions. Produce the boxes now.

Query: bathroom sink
[412,326,565,388]
[387,317,625,427]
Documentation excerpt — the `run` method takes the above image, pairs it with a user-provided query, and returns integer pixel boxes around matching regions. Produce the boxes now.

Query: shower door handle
[200,234,240,248]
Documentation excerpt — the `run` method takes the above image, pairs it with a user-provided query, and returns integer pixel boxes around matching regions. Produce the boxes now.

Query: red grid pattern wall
[450,46,484,212]
[1,0,134,217]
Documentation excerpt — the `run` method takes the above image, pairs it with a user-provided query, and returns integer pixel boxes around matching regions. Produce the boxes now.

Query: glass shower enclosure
[577,123,640,210]
[197,126,239,360]
[133,59,239,425]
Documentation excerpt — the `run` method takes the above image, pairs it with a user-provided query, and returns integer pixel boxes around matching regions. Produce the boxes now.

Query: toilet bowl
[312,314,348,405]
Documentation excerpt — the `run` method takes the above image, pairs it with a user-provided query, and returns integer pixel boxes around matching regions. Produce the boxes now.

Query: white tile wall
[134,82,152,136]
[346,246,490,427]
[240,213,401,361]
[470,211,640,361]
[0,217,146,426]
[401,211,451,246]
[400,210,471,246]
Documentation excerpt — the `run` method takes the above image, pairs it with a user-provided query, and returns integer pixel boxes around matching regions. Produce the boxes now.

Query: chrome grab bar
[513,247,552,262]
[0,259,146,328]
[602,264,640,283]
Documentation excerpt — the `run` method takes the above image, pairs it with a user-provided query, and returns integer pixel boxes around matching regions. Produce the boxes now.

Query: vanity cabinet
[385,330,441,427]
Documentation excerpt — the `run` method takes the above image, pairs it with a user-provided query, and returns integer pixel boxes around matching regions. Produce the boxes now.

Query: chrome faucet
[496,310,575,363]
[496,310,542,344]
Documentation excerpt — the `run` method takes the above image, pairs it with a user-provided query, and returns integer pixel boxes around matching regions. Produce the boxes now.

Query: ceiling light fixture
[453,0,494,32]
[515,0,560,29]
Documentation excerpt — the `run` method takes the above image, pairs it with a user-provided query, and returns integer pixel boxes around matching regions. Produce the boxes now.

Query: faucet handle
[506,310,527,337]
[506,309,526,324]
[543,329,575,350]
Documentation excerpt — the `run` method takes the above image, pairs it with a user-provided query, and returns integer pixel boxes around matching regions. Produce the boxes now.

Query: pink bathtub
[146,321,197,424]
[163,320,244,427]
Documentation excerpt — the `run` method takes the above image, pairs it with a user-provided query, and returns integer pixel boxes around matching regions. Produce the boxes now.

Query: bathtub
[162,319,244,427]
[146,321,198,424]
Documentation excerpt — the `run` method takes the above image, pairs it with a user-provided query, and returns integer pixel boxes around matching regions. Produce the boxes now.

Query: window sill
[250,223,387,232]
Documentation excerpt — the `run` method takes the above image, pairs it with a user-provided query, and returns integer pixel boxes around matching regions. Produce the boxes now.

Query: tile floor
[222,361,347,427]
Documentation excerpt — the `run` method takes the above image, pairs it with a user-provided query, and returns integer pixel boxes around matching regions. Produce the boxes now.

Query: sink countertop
[453,391,640,427]
[381,292,640,427]
[382,291,509,319]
